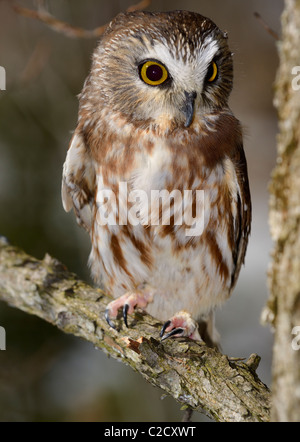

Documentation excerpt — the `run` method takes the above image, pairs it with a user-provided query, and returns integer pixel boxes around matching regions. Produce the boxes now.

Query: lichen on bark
[0,238,270,422]
[266,0,300,423]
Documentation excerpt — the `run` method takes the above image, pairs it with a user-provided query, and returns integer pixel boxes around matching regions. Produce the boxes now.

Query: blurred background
[0,0,282,422]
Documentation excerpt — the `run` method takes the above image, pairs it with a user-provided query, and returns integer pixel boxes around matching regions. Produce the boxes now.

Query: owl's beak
[182,91,197,128]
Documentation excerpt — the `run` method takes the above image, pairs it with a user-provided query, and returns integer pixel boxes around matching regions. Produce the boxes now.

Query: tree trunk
[266,0,300,423]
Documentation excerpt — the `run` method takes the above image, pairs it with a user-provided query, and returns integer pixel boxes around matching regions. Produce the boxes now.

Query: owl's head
[82,10,234,129]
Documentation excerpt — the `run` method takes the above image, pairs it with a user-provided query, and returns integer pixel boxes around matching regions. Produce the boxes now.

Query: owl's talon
[105,308,117,330]
[161,327,184,341]
[160,320,171,338]
[160,311,201,341]
[104,287,154,330]
[123,304,129,328]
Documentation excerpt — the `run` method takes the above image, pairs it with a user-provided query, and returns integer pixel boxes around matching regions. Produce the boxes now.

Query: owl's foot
[160,311,201,341]
[105,285,154,329]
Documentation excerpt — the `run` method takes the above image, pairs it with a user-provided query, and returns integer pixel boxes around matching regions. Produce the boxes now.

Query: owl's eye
[139,61,169,86]
[206,61,218,83]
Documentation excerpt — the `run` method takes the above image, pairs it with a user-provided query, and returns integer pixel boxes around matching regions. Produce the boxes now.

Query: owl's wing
[230,143,252,290]
[62,130,95,232]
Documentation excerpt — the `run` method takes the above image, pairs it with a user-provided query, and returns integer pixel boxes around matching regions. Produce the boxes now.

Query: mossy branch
[0,237,270,422]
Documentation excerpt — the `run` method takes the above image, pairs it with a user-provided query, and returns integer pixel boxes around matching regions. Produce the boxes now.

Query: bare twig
[19,40,51,84]
[0,237,270,422]
[254,12,279,41]
[12,0,152,39]
[126,0,152,12]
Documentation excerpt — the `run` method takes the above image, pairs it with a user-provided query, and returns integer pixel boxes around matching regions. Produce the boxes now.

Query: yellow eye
[140,61,169,86]
[207,61,218,82]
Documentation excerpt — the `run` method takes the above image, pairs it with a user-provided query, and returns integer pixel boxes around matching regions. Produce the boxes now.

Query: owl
[62,10,251,344]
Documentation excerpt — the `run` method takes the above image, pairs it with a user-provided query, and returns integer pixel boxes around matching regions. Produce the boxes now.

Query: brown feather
[62,10,252,340]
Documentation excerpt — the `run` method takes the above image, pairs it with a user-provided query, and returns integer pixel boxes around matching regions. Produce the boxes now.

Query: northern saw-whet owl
[62,10,251,344]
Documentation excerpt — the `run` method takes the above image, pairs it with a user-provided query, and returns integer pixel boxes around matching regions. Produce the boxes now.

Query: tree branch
[12,0,152,39]
[0,237,270,422]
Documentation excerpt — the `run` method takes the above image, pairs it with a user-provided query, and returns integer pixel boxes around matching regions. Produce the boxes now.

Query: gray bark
[0,237,270,422]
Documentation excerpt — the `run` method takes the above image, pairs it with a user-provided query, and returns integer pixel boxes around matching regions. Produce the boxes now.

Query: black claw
[161,327,184,342]
[123,304,129,328]
[160,320,171,338]
[105,308,116,330]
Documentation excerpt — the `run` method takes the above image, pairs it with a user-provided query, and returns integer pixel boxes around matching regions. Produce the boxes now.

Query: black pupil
[146,64,163,82]
[206,62,216,81]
